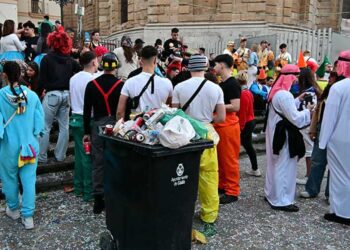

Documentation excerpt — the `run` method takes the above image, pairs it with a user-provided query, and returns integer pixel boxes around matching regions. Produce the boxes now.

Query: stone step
[47,141,75,158]
[36,170,73,193]
[37,155,75,175]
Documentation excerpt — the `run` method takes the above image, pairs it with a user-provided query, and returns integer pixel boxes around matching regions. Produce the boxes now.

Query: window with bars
[121,0,128,24]
[31,0,43,13]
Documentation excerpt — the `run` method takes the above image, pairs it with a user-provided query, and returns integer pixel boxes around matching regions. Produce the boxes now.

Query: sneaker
[220,194,238,204]
[296,178,307,185]
[300,191,316,198]
[21,217,34,230]
[6,207,20,220]
[246,169,262,177]
[200,223,217,237]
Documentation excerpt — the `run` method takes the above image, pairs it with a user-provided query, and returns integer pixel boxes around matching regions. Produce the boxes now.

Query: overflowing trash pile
[103,105,209,149]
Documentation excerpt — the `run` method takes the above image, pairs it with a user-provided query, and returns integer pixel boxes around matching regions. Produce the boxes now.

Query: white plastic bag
[159,115,196,149]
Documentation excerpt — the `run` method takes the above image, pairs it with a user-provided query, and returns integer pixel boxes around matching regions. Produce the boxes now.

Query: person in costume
[257,40,268,70]
[264,64,313,212]
[84,52,123,214]
[213,54,241,204]
[234,37,250,71]
[172,55,225,236]
[250,69,268,115]
[316,56,332,90]
[223,41,235,56]
[247,44,259,87]
[236,71,261,177]
[319,50,350,226]
[276,43,292,67]
[0,20,25,61]
[303,50,318,73]
[266,43,275,78]
[299,63,340,200]
[0,61,44,229]
[70,51,99,202]
[38,31,81,163]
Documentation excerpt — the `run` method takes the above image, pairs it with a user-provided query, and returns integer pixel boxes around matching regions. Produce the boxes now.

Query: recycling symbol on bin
[176,164,185,177]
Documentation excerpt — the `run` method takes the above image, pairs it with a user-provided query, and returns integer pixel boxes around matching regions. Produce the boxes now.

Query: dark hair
[199,47,205,53]
[24,62,39,91]
[155,39,162,46]
[141,46,158,60]
[66,27,74,33]
[44,15,49,20]
[123,46,135,63]
[2,19,15,36]
[260,40,268,45]
[79,51,97,66]
[171,28,179,33]
[18,22,23,30]
[214,54,234,68]
[205,72,218,84]
[3,61,21,84]
[40,22,51,37]
[3,61,27,103]
[23,21,35,29]
[279,43,287,49]
[298,67,322,98]
[91,30,99,37]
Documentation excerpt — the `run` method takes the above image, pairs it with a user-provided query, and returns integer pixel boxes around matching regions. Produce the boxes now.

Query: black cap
[55,20,61,24]
[135,38,145,45]
[101,52,119,71]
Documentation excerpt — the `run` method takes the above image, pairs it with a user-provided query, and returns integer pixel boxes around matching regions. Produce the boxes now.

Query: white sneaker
[296,178,307,185]
[21,217,34,230]
[246,169,262,177]
[300,191,313,198]
[5,207,20,220]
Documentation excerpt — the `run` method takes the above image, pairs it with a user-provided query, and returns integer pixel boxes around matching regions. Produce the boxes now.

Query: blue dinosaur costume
[0,85,44,218]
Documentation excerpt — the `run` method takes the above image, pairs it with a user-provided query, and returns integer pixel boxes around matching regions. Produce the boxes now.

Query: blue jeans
[39,90,70,162]
[305,125,330,197]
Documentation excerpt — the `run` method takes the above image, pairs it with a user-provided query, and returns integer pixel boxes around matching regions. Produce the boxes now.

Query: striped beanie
[188,54,208,72]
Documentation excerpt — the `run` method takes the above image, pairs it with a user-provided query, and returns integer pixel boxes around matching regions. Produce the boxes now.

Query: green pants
[69,114,93,201]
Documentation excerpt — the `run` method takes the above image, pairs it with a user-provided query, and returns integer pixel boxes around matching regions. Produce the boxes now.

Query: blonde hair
[236,70,248,84]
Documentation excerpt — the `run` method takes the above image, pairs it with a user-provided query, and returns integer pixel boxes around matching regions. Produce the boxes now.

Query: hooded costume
[0,85,44,218]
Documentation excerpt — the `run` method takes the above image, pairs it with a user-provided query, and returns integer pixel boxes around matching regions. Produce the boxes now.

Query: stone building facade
[63,0,346,59]
[64,0,344,34]
[0,0,60,25]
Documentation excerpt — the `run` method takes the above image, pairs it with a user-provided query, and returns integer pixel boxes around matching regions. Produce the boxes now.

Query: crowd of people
[0,17,349,235]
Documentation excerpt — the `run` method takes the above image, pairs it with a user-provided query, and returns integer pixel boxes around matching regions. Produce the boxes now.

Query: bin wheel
[100,231,118,250]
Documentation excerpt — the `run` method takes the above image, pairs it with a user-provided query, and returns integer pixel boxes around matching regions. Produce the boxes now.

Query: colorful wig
[47,31,72,55]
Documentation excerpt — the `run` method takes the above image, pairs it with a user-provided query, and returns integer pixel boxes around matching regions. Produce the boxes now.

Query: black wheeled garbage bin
[99,132,213,250]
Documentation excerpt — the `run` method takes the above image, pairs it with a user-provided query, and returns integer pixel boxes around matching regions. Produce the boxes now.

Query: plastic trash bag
[159,115,196,149]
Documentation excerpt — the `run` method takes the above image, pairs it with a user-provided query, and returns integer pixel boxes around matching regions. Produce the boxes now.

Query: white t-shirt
[172,77,224,123]
[113,47,138,81]
[121,72,173,111]
[69,71,94,115]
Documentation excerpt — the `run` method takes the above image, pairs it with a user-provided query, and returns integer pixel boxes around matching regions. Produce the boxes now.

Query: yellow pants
[199,146,219,223]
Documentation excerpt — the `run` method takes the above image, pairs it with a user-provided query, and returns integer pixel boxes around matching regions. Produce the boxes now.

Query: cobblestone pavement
[0,154,349,249]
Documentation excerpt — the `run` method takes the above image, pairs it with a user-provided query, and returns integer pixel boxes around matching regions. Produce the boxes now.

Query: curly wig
[47,31,72,55]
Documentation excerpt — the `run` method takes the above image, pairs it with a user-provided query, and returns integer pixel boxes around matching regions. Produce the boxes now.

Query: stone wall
[63,0,343,36]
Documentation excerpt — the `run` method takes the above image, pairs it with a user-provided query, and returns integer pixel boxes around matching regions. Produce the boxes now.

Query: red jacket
[237,89,255,130]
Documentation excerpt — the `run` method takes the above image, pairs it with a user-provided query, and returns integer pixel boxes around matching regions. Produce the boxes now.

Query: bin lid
[99,132,214,157]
